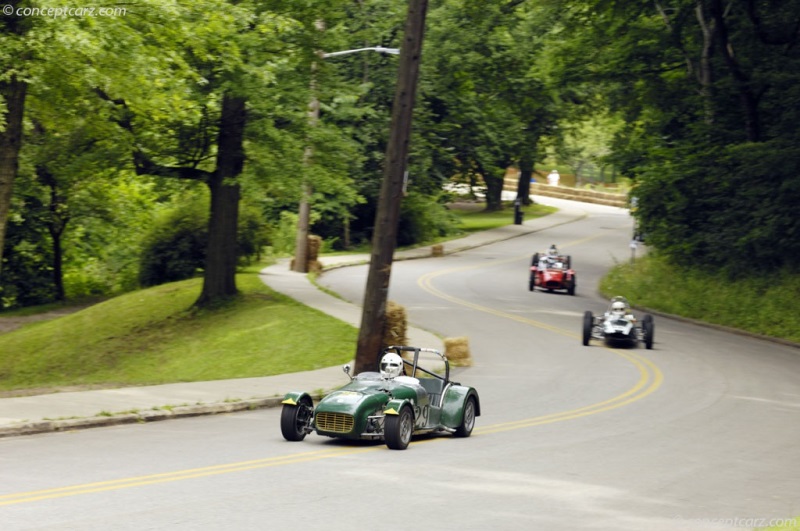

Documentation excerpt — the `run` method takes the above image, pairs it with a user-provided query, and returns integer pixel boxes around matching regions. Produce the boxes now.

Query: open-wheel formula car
[529,250,576,295]
[582,296,654,349]
[280,346,481,450]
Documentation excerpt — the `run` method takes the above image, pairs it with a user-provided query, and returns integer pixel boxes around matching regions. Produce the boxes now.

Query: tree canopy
[2,0,799,311]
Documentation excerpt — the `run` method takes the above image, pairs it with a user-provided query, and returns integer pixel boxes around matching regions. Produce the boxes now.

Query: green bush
[138,194,269,286]
[397,192,461,246]
[601,253,800,343]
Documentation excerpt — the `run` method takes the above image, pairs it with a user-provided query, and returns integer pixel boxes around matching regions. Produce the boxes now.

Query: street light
[292,46,401,273]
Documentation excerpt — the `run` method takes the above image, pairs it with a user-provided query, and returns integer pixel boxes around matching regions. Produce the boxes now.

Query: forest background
[1,0,798,314]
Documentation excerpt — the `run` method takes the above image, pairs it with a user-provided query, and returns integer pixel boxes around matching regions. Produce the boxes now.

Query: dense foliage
[1,0,799,310]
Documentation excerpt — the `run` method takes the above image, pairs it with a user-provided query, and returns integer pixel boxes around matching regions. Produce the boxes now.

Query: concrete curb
[0,396,301,439]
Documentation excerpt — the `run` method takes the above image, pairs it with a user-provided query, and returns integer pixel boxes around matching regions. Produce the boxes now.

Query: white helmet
[611,301,626,314]
[380,353,403,379]
[548,245,558,256]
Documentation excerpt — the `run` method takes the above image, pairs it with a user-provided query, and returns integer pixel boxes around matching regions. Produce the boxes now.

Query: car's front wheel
[280,396,313,442]
[582,311,594,346]
[643,314,654,349]
[385,405,413,450]
[455,396,477,438]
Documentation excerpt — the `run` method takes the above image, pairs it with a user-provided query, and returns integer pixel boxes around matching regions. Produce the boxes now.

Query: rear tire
[385,405,413,450]
[454,396,477,438]
[280,396,313,441]
[565,255,571,268]
[531,253,539,266]
[582,311,594,346]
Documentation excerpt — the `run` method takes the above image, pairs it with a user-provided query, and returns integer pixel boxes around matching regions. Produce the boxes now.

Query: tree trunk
[483,173,504,212]
[0,78,27,277]
[196,93,246,307]
[709,0,761,141]
[516,154,535,205]
[39,165,68,301]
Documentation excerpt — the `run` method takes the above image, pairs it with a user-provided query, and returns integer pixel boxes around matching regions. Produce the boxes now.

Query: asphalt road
[2,200,799,531]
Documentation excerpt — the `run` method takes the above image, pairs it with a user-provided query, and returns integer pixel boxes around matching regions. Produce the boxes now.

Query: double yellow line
[3,238,662,507]
[416,251,663,435]
[0,447,375,506]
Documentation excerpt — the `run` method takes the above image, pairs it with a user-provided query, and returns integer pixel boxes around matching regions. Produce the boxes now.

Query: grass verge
[0,273,357,392]
[600,253,800,344]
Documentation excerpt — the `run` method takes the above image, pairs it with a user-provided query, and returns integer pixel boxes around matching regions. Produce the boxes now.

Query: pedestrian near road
[547,169,560,186]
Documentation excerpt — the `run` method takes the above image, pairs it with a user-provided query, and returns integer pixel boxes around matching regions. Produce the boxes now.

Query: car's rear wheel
[643,314,654,349]
[531,253,539,266]
[565,255,571,268]
[280,396,313,441]
[582,311,594,346]
[385,405,413,450]
[455,396,477,438]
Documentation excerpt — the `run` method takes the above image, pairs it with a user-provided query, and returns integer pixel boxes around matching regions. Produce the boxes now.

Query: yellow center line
[0,447,375,506]
[416,239,663,433]
[3,232,662,507]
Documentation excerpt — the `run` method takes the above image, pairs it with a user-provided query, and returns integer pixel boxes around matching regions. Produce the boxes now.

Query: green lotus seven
[280,346,481,450]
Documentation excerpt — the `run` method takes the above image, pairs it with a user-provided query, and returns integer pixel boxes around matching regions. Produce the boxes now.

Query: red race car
[529,251,576,295]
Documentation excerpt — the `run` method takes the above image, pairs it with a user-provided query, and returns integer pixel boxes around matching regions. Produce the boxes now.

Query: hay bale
[307,234,322,261]
[444,336,473,367]
[431,244,444,257]
[382,301,408,349]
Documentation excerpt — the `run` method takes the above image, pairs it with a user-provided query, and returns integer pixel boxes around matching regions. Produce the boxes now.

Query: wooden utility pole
[354,0,429,373]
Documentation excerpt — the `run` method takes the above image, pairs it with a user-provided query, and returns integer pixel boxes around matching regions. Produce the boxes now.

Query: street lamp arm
[322,46,400,58]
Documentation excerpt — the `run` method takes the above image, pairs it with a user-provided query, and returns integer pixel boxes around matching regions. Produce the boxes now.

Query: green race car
[280,346,481,450]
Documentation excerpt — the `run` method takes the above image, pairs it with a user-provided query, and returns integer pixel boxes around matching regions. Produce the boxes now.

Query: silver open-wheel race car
[280,346,480,450]
[582,296,654,349]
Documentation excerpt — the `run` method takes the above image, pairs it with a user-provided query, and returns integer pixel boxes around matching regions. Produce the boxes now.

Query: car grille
[315,412,354,433]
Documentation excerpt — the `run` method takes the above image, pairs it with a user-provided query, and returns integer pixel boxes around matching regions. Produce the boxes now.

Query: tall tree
[0,3,35,276]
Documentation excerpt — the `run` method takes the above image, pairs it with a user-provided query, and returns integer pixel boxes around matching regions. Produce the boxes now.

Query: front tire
[385,405,414,450]
[455,396,477,438]
[582,311,594,346]
[568,277,576,296]
[643,314,654,349]
[280,397,313,442]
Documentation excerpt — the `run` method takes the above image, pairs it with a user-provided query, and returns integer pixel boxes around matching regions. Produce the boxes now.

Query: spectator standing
[547,169,560,186]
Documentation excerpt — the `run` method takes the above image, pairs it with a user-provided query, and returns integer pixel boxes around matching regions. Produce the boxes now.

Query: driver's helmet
[380,353,404,379]
[548,245,558,256]
[611,301,627,316]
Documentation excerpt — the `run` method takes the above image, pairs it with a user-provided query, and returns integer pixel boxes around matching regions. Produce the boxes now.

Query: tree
[0,3,36,276]
[93,1,306,307]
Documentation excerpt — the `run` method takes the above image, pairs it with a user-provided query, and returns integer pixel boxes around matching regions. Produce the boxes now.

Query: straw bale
[444,336,473,367]
[431,244,444,257]
[382,301,408,349]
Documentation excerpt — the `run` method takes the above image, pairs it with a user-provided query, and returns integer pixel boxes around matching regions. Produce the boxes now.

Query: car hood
[316,380,420,415]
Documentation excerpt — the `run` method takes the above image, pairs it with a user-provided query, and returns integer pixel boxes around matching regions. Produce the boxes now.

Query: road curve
[1,198,798,531]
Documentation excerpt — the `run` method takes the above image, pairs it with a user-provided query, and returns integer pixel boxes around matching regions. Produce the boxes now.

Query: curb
[0,396,297,439]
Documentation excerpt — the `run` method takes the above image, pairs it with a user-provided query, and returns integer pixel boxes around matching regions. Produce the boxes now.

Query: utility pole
[354,0,429,373]
[292,44,398,273]
[291,60,319,273]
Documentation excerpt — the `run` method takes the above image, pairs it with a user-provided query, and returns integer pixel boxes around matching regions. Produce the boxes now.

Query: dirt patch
[0,304,95,335]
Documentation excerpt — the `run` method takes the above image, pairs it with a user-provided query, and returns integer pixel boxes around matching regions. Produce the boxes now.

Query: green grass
[453,202,556,233]
[600,254,800,343]
[758,517,800,531]
[0,273,357,392]
[0,203,554,393]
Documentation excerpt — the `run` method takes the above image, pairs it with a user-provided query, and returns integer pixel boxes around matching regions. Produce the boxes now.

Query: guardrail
[506,180,629,208]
